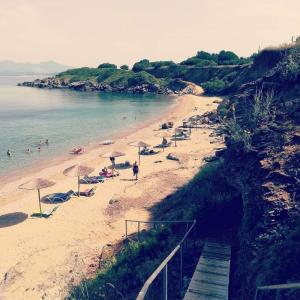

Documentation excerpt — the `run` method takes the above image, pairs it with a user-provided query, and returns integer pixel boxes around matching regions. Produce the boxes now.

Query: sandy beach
[0,94,222,300]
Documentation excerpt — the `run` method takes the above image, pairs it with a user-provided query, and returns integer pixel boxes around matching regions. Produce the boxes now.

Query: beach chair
[140,147,159,155]
[99,170,119,178]
[154,141,172,149]
[31,206,59,218]
[79,186,97,197]
[45,190,76,203]
[80,175,105,184]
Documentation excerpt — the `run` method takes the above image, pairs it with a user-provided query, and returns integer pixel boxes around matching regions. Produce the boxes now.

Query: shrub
[132,59,151,72]
[196,51,218,62]
[180,57,217,67]
[201,77,226,94]
[150,61,175,69]
[218,50,240,65]
[120,65,129,70]
[98,63,117,69]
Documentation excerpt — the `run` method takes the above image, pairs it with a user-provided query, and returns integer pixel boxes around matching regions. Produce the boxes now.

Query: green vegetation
[57,67,167,88]
[57,67,107,81]
[97,63,117,69]
[201,78,226,95]
[180,50,251,67]
[120,65,129,70]
[132,59,151,72]
[98,70,165,88]
[55,49,253,94]
[68,227,173,300]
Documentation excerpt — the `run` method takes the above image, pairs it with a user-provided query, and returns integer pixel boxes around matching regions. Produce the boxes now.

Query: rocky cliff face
[219,44,300,299]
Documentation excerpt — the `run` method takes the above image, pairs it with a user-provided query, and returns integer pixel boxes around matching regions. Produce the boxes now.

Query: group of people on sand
[6,139,49,157]
[100,159,139,180]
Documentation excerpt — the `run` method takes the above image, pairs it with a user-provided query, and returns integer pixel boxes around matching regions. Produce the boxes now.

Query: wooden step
[183,241,231,300]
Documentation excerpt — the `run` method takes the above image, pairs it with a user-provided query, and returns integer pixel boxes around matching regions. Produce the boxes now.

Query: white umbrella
[129,141,150,165]
[19,178,56,214]
[63,164,94,196]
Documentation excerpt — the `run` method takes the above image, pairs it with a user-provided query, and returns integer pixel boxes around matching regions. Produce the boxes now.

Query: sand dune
[0,94,223,299]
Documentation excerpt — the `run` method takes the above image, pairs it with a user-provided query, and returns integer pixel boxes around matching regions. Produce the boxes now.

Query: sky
[0,0,299,67]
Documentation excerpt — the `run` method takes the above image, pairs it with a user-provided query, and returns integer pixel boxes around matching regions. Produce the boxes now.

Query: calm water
[0,76,172,176]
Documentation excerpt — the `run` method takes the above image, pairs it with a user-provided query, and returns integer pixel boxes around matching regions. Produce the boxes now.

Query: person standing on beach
[45,139,49,146]
[133,161,139,180]
[110,157,115,167]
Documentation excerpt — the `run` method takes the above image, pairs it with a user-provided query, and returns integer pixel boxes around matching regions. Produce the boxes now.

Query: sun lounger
[154,142,172,148]
[31,206,59,218]
[140,148,159,155]
[45,190,76,203]
[79,186,97,197]
[171,136,190,141]
[80,175,105,184]
[99,170,119,178]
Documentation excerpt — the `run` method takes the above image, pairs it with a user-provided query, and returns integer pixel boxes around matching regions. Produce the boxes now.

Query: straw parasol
[101,151,125,174]
[129,141,150,165]
[19,178,56,214]
[63,164,94,196]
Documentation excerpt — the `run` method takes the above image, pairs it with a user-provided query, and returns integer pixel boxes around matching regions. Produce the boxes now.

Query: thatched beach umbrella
[19,178,56,214]
[129,141,150,165]
[101,151,125,175]
[63,164,94,196]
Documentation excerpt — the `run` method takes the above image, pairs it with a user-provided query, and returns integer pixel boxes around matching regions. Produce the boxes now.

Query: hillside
[218,42,300,299]
[18,50,252,95]
[0,60,73,75]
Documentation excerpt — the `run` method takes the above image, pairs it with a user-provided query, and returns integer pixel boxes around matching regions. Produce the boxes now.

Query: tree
[98,63,117,69]
[196,51,217,62]
[132,59,151,72]
[218,51,239,65]
[120,65,129,70]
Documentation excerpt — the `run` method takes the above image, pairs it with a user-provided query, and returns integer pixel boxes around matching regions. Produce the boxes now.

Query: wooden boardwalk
[183,241,231,300]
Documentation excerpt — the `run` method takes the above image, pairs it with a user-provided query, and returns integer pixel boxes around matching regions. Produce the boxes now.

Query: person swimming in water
[26,148,31,154]
[7,149,11,156]
[45,139,49,146]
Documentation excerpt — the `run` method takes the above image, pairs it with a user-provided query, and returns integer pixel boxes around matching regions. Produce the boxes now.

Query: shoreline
[0,93,222,300]
[0,95,178,201]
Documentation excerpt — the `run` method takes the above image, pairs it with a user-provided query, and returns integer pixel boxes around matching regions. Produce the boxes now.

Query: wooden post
[77,176,80,197]
[38,189,42,214]
[139,147,141,165]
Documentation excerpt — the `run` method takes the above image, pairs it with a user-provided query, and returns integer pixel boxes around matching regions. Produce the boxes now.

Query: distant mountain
[0,60,73,75]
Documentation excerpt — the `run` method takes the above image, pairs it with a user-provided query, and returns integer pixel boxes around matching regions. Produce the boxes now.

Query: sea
[0,75,173,176]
